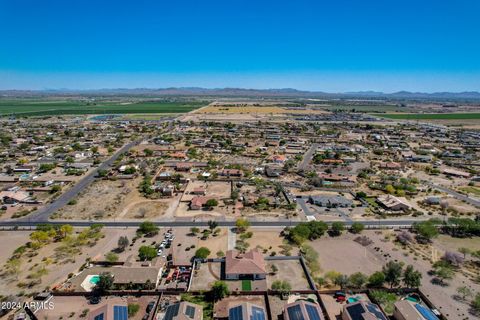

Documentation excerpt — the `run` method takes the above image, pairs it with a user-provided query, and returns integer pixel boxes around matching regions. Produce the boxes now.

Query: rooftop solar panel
[287,304,304,320]
[185,305,196,319]
[365,303,387,320]
[113,305,128,320]
[94,314,104,320]
[305,304,322,320]
[415,304,440,320]
[251,306,266,320]
[229,305,244,320]
[164,303,181,320]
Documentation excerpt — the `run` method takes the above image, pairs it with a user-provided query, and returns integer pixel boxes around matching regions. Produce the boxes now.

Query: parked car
[146,301,156,313]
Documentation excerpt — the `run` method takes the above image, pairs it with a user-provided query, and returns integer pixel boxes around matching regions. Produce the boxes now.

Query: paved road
[425,181,480,208]
[298,143,318,171]
[0,218,425,229]
[24,140,140,222]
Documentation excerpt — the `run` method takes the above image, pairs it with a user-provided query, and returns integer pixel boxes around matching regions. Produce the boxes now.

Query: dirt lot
[197,105,328,114]
[248,228,289,255]
[53,177,173,220]
[0,231,31,266]
[190,261,221,291]
[309,233,383,275]
[200,228,228,257]
[0,228,137,295]
[266,259,311,290]
[434,234,480,252]
[181,180,231,202]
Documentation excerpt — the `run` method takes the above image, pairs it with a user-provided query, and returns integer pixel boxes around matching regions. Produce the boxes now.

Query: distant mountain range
[1,87,480,100]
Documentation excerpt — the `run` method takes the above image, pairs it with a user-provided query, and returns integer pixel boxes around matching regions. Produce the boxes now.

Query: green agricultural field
[376,113,480,120]
[0,99,207,116]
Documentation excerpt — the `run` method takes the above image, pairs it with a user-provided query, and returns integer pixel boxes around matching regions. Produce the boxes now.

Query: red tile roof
[225,249,266,275]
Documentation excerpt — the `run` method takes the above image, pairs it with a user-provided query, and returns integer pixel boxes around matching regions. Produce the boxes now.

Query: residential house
[341,301,387,320]
[224,249,266,280]
[219,169,243,178]
[393,300,439,320]
[226,303,266,320]
[0,190,31,204]
[283,300,324,320]
[88,299,129,320]
[163,301,203,320]
[309,195,353,208]
[376,195,412,212]
[189,196,214,210]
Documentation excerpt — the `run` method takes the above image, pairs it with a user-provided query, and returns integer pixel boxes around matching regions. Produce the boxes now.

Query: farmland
[0,99,208,116]
[376,112,480,120]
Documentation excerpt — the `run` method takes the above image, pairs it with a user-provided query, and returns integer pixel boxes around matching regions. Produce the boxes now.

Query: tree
[383,261,404,288]
[128,304,140,317]
[195,247,211,259]
[457,286,472,301]
[211,281,229,301]
[349,272,368,289]
[413,220,439,242]
[368,271,386,287]
[356,191,367,199]
[385,184,395,194]
[350,222,365,234]
[50,184,62,194]
[30,230,51,246]
[334,274,349,289]
[331,222,345,236]
[95,272,114,293]
[235,218,250,233]
[271,280,292,297]
[403,265,422,288]
[58,224,74,239]
[105,252,119,263]
[308,221,328,239]
[138,221,159,236]
[117,236,129,252]
[97,169,108,177]
[143,148,153,157]
[190,227,200,235]
[208,220,218,230]
[138,246,157,261]
[433,262,454,285]
[205,199,219,208]
[325,271,342,286]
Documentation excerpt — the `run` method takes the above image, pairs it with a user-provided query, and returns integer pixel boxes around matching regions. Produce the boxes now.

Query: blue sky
[1,0,479,92]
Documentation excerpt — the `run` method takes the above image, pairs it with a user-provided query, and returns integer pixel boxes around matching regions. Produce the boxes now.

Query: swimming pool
[89,275,100,285]
[347,297,359,303]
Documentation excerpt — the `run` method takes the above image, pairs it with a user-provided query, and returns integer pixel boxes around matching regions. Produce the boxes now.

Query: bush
[137,221,159,236]
[138,246,157,261]
[128,304,140,317]
[350,222,365,234]
[195,247,211,259]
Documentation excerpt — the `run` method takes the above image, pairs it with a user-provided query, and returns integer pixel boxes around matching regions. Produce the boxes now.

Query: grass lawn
[180,293,213,319]
[241,279,252,291]
[370,290,399,315]
[365,197,379,208]
[375,113,480,120]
